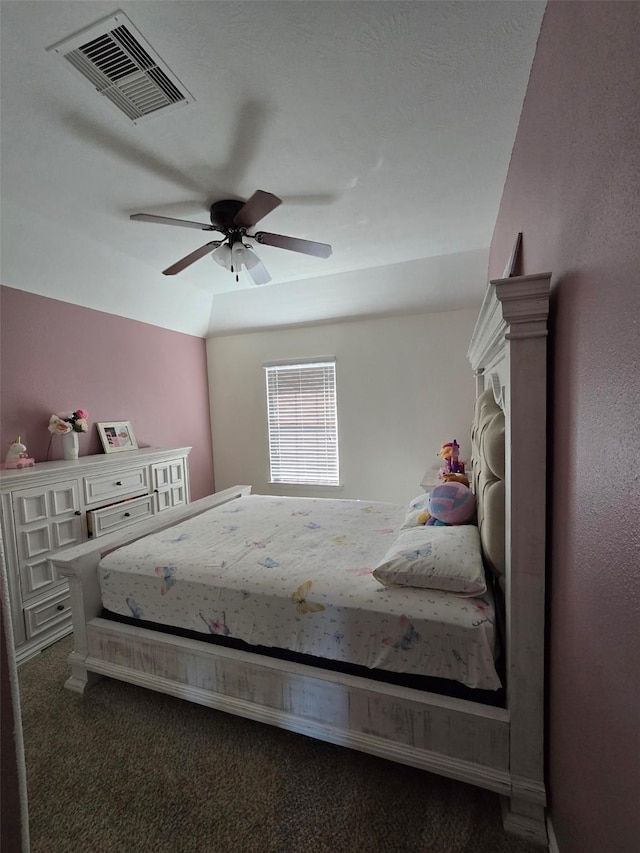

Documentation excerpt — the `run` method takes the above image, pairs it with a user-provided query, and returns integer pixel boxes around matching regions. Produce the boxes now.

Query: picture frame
[502,231,523,278]
[97,421,138,454]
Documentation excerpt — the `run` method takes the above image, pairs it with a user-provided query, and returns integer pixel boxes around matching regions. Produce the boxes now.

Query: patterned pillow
[400,493,431,529]
[372,525,487,596]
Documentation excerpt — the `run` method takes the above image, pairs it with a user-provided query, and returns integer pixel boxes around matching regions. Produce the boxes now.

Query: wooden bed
[54,271,551,846]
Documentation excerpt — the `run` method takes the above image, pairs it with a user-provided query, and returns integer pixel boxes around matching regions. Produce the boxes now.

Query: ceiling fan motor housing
[209,199,246,234]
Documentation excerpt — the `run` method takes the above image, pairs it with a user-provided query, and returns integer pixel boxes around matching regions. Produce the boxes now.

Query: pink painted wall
[489,3,640,851]
[0,286,215,501]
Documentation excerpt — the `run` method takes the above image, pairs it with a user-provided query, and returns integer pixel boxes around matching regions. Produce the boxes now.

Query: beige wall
[207,308,478,505]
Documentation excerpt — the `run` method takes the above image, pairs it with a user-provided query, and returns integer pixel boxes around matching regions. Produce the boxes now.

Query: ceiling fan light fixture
[241,245,261,270]
[211,242,232,270]
[231,240,247,270]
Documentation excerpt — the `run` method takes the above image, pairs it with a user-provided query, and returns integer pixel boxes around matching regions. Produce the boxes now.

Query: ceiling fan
[130,190,332,286]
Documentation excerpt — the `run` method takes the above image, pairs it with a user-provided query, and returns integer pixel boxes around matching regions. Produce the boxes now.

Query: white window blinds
[264,359,339,486]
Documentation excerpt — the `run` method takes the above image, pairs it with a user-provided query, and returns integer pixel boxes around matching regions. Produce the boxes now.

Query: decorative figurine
[2,437,35,469]
[437,439,466,481]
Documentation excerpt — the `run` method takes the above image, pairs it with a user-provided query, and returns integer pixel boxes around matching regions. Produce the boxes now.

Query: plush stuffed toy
[426,481,476,526]
[6,438,28,462]
[441,471,470,488]
[2,437,35,469]
[439,439,465,475]
[418,441,473,526]
[438,442,454,464]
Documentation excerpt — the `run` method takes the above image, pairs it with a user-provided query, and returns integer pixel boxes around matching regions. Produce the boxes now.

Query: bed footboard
[54,486,251,694]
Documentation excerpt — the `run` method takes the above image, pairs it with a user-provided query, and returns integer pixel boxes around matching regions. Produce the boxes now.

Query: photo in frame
[97,421,138,454]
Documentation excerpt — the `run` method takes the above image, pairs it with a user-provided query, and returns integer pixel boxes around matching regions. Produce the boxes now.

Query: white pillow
[373,525,487,596]
[400,493,431,529]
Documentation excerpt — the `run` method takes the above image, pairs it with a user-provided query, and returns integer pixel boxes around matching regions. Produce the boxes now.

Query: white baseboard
[547,815,559,853]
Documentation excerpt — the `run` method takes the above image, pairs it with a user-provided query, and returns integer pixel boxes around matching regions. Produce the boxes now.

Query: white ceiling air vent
[47,11,194,123]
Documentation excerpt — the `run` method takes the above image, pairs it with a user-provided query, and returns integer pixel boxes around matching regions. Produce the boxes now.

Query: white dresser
[0,446,191,664]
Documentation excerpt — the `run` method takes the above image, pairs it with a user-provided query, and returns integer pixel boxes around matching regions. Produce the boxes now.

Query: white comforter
[98,494,501,690]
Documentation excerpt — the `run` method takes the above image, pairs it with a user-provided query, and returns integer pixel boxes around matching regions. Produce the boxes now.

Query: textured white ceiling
[0,1,545,336]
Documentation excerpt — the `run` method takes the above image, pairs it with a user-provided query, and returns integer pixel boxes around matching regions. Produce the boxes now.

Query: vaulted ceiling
[0,1,546,336]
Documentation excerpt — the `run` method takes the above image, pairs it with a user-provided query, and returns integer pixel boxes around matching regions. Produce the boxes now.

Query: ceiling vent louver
[47,11,194,123]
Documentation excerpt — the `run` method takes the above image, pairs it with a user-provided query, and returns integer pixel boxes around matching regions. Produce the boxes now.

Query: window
[264,358,339,486]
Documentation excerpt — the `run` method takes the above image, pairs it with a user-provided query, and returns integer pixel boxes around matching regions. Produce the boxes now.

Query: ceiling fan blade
[162,241,222,276]
[253,231,332,259]
[233,190,282,228]
[131,213,215,231]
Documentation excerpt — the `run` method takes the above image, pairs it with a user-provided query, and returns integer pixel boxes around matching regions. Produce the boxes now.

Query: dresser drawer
[83,467,148,506]
[87,494,154,538]
[24,587,71,640]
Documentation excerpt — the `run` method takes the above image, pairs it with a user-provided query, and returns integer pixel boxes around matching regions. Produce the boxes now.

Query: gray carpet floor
[18,636,544,853]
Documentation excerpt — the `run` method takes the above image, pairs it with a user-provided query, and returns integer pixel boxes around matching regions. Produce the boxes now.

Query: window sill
[268,482,344,491]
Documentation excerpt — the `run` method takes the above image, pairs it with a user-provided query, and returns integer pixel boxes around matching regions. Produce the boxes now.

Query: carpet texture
[19,637,543,853]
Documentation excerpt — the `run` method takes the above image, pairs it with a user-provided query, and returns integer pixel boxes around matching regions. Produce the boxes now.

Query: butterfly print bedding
[98,494,501,690]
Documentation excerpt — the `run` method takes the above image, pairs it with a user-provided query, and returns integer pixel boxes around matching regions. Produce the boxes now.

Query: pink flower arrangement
[48,409,89,435]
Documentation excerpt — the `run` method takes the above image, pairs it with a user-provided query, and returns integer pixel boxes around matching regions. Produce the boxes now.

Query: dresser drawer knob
[56,604,65,611]
[123,512,131,517]
[74,510,81,516]
[116,481,123,486]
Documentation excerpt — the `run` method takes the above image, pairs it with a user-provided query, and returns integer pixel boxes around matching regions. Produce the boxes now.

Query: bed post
[55,551,105,694]
[468,271,551,844]
[494,273,551,844]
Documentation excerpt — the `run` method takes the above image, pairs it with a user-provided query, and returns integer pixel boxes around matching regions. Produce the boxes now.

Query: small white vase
[61,430,79,461]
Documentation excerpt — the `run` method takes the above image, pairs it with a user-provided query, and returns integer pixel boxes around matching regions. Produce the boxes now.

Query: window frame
[263,357,340,487]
